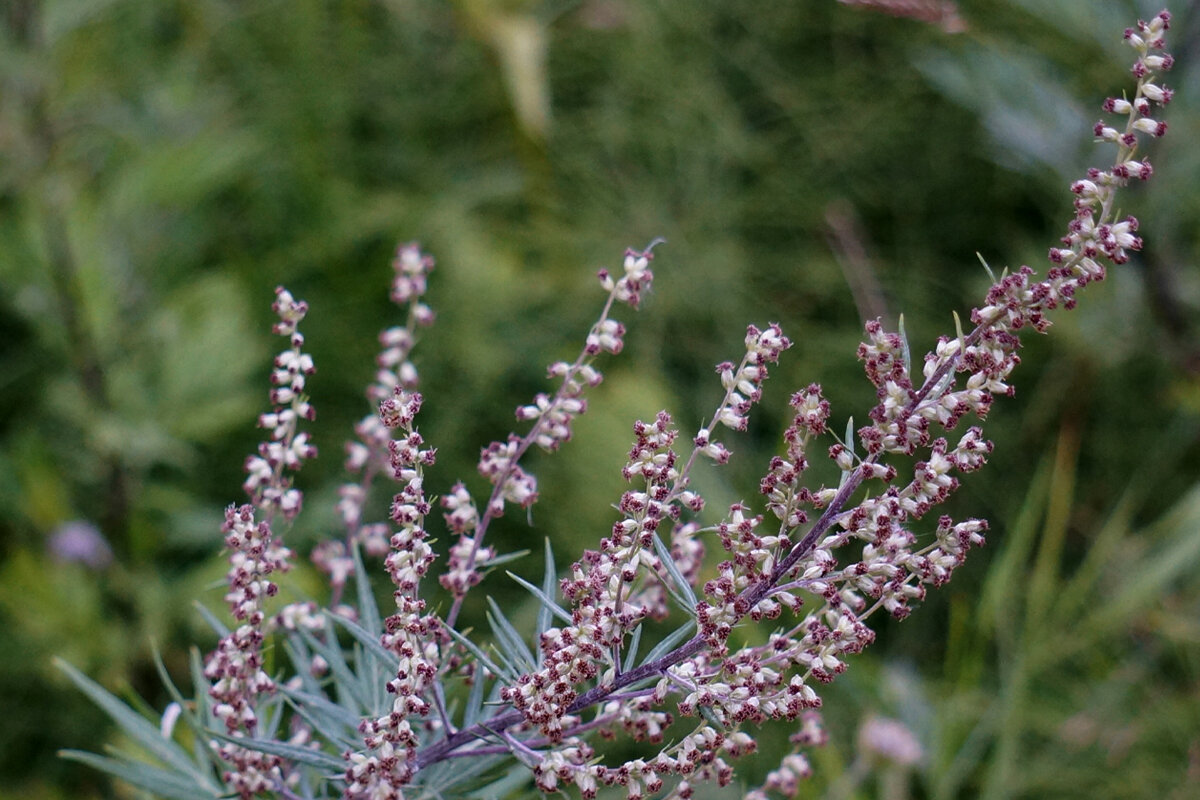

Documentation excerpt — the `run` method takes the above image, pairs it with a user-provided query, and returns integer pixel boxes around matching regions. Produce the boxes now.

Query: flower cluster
[745,713,826,799]
[502,411,681,742]
[316,244,438,600]
[181,13,1175,800]
[344,387,442,799]
[696,323,792,463]
[437,482,492,598]
[203,287,314,798]
[439,245,661,629]
[203,507,292,798]
[499,11,1175,796]
[241,287,317,519]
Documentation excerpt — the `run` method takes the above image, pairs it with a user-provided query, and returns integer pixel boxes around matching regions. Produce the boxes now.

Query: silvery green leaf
[478,548,531,570]
[329,612,398,676]
[932,368,955,399]
[622,624,643,673]
[953,310,966,354]
[443,625,514,682]
[976,252,998,284]
[838,416,856,490]
[506,570,571,628]
[638,620,696,669]
[462,659,490,728]
[282,636,365,729]
[427,753,530,796]
[420,749,512,798]
[188,649,223,771]
[352,543,382,640]
[297,626,369,712]
[150,648,222,783]
[486,597,536,672]
[698,703,725,729]
[898,314,912,377]
[536,538,558,659]
[55,659,210,786]
[251,690,286,744]
[281,636,319,693]
[192,601,228,638]
[151,645,186,709]
[276,685,362,751]
[208,731,345,771]
[651,531,697,612]
[57,751,219,800]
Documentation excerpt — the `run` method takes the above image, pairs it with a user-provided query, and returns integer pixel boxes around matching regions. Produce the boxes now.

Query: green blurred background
[2,0,1199,797]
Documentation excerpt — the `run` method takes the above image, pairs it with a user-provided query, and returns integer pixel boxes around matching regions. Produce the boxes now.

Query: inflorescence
[200,11,1174,800]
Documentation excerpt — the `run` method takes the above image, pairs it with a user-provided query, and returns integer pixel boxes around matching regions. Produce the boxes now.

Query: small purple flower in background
[858,715,923,766]
[838,0,966,33]
[48,520,113,569]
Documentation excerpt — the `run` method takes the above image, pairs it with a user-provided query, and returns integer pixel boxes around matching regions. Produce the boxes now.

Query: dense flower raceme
[204,287,316,798]
[199,12,1173,800]
[343,389,441,799]
[314,243,437,606]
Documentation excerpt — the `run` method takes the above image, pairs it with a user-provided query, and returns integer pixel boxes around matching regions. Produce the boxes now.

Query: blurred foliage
[1,0,1198,797]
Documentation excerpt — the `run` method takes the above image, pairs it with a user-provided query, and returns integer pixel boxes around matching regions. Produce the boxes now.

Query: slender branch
[415,309,997,771]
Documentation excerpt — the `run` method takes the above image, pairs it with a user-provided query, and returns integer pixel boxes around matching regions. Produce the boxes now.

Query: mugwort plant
[60,10,1175,800]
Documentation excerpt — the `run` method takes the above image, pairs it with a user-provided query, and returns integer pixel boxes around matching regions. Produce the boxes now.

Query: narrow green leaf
[898,313,912,377]
[651,531,697,611]
[463,661,489,728]
[507,570,571,627]
[149,648,221,790]
[151,646,188,713]
[1057,492,1135,622]
[277,684,363,747]
[296,628,369,712]
[478,549,531,570]
[328,612,397,675]
[356,640,385,717]
[1024,426,1077,627]
[443,625,514,682]
[975,251,998,284]
[536,538,559,665]
[977,454,1050,641]
[58,751,219,800]
[638,621,696,669]
[188,649,223,771]
[838,416,856,490]
[281,636,319,694]
[252,686,286,743]
[281,636,363,729]
[55,660,201,781]
[622,624,643,674]
[350,544,388,711]
[192,602,229,638]
[189,648,210,718]
[486,597,536,671]
[352,543,382,640]
[420,749,511,797]
[699,704,725,729]
[931,369,955,398]
[208,731,345,771]
[1086,484,1200,634]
